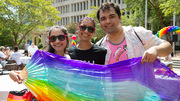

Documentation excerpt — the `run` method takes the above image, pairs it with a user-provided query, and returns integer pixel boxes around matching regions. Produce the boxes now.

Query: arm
[28,51,32,57]
[0,52,7,60]
[141,41,172,64]
[1,57,5,61]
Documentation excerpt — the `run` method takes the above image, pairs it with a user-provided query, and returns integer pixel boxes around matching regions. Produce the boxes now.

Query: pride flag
[22,50,180,101]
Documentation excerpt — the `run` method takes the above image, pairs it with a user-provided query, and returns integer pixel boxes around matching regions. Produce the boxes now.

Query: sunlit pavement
[173,68,180,75]
[172,51,180,75]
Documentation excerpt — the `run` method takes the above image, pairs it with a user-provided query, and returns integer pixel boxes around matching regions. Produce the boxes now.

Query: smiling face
[50,28,67,54]
[99,7,122,35]
[78,19,95,42]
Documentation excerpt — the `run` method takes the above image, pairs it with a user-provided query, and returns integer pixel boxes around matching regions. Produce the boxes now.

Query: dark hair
[47,25,69,53]
[79,17,96,27]
[14,46,18,52]
[97,2,121,21]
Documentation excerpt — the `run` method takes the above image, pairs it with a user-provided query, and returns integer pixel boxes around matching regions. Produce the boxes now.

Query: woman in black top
[68,17,107,65]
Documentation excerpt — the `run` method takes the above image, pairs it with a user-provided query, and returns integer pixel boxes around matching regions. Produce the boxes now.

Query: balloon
[71,35,77,47]
[156,26,180,38]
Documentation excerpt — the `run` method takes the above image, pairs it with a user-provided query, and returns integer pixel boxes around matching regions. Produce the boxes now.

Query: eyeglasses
[79,25,95,33]
[48,34,66,42]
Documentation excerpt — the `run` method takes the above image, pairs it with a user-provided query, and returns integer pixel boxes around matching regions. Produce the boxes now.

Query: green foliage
[160,0,180,16]
[0,33,14,47]
[121,10,135,26]
[38,43,43,49]
[0,0,61,46]
[0,28,14,46]
[65,22,78,34]
[34,35,41,45]
[91,37,98,44]
[122,0,174,42]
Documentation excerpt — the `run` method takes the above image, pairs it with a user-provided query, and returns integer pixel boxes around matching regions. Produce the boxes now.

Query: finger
[148,58,153,63]
[141,52,148,64]
[151,58,156,63]
[17,81,23,84]
[17,75,23,84]
[17,75,23,81]
[141,58,145,64]
[148,55,156,63]
[148,57,153,62]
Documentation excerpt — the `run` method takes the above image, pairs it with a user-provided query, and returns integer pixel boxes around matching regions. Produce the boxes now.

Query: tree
[160,0,180,16]
[0,0,61,46]
[123,0,175,42]
[65,22,78,34]
[0,28,14,46]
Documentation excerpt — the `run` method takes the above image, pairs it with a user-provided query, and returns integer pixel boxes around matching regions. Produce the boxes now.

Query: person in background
[5,46,11,60]
[96,2,172,65]
[68,17,107,65]
[10,46,23,70]
[28,43,38,57]
[9,25,70,83]
[24,40,30,56]
[163,54,173,69]
[0,46,8,66]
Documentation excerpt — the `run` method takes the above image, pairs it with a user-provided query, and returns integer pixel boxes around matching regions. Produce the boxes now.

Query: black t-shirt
[67,44,107,65]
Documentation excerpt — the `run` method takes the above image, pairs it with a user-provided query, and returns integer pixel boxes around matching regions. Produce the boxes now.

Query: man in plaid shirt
[96,2,172,65]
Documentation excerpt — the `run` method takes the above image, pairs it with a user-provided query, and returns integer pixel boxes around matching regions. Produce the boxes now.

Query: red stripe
[8,93,24,100]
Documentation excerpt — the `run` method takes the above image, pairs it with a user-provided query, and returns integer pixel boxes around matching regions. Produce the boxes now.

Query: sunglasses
[48,34,66,42]
[79,25,95,33]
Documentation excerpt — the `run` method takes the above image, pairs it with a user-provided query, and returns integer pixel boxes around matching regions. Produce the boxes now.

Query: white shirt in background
[0,51,6,63]
[28,45,38,56]
[25,43,30,51]
[10,52,23,65]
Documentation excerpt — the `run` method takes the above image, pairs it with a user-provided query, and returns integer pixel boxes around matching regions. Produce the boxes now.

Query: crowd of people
[0,41,39,70]
[8,2,173,100]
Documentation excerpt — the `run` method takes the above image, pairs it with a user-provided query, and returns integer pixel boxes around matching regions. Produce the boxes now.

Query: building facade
[52,0,126,25]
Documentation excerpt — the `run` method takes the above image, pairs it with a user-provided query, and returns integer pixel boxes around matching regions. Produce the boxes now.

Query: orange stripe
[7,93,30,101]
[8,93,25,100]
[7,98,27,101]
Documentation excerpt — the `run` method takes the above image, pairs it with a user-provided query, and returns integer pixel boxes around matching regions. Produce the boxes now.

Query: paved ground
[171,51,180,75]
[172,51,180,60]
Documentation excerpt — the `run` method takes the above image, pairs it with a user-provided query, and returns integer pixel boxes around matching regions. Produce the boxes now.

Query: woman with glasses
[68,17,107,65]
[47,25,70,58]
[9,25,70,84]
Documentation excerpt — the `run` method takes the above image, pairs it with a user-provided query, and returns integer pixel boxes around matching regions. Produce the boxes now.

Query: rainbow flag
[23,50,180,101]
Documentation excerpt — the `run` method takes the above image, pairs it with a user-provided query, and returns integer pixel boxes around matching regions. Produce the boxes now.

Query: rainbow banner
[23,50,180,101]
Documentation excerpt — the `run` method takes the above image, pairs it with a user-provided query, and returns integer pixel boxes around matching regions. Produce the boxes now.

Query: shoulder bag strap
[132,28,144,46]
[98,36,105,46]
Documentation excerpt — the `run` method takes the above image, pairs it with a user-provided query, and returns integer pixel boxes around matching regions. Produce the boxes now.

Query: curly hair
[78,17,96,27]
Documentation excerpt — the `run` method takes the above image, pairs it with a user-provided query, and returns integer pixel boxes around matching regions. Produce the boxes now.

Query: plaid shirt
[97,26,164,65]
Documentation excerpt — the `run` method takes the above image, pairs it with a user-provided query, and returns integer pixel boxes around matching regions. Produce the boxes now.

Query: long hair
[47,25,69,53]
